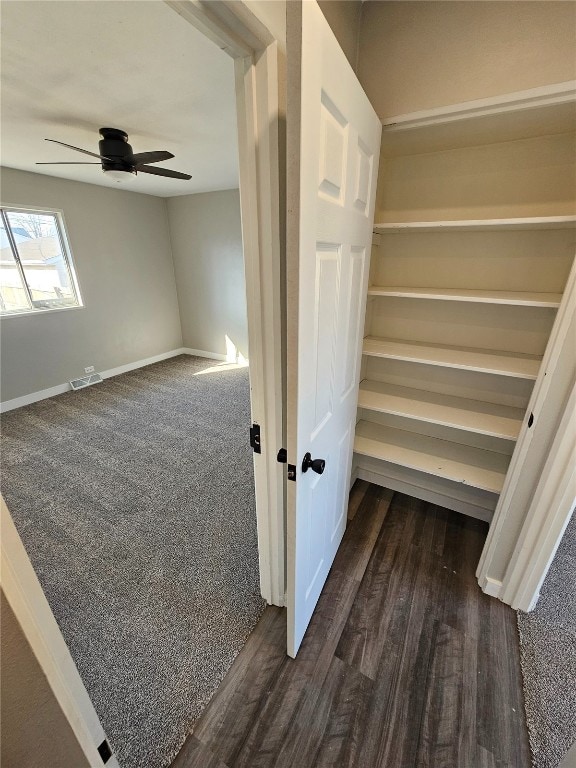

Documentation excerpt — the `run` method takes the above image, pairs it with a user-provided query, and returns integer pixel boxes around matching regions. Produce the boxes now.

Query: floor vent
[70,373,103,391]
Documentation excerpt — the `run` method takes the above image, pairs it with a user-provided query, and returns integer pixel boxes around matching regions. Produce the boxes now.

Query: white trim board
[478,576,503,598]
[182,347,228,362]
[0,347,231,413]
[374,216,576,233]
[1,496,121,768]
[501,379,576,612]
[477,252,576,601]
[355,465,493,523]
[380,81,576,130]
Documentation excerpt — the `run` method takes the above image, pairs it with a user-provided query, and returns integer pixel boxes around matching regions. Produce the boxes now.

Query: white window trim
[0,204,83,316]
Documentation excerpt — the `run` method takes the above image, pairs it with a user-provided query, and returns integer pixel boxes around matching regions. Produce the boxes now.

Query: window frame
[0,204,83,318]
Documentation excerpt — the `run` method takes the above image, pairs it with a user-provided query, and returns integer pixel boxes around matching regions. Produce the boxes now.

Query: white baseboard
[479,576,503,598]
[0,382,73,414]
[349,465,360,491]
[182,347,228,362]
[100,348,187,381]
[0,347,238,413]
[355,465,494,523]
[0,348,194,413]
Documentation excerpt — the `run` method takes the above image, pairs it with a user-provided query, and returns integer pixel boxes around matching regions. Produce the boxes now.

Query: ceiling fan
[36,127,192,182]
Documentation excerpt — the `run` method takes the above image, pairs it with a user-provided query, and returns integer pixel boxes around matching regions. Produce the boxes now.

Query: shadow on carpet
[518,510,576,768]
[1,355,265,768]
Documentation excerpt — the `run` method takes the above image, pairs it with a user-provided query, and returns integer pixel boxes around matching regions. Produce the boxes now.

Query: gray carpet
[0,355,265,768]
[518,510,576,768]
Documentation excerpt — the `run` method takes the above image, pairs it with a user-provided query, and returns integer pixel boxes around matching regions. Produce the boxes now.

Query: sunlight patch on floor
[194,360,249,376]
[194,335,249,376]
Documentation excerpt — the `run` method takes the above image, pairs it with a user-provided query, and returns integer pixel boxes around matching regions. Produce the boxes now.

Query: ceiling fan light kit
[98,128,135,182]
[103,169,135,183]
[37,127,192,182]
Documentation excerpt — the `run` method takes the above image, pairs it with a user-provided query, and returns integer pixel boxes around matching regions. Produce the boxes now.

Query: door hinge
[250,423,261,454]
[287,464,296,481]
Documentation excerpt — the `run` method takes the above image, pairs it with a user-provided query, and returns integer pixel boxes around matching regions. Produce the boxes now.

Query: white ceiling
[0,1,239,197]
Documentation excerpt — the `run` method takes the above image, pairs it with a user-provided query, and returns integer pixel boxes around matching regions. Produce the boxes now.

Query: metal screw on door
[301,453,326,475]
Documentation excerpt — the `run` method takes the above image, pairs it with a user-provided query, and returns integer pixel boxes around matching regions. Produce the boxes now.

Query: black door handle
[302,452,325,475]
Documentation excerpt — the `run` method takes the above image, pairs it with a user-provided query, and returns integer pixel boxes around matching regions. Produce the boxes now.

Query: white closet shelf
[358,381,524,441]
[363,336,542,380]
[354,420,509,495]
[367,286,562,308]
[373,216,576,234]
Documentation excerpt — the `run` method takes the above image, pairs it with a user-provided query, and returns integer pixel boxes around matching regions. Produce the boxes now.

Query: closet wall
[358,1,576,119]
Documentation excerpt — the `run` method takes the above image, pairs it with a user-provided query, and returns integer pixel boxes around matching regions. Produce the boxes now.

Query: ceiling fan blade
[45,139,112,162]
[130,151,174,164]
[36,162,102,165]
[136,164,191,180]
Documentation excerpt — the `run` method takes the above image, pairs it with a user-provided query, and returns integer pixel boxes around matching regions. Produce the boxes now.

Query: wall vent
[70,373,103,391]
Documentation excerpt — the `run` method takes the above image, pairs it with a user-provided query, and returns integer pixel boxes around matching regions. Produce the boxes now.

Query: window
[0,207,82,315]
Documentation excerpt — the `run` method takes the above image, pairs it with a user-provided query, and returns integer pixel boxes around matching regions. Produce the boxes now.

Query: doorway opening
[0,3,283,767]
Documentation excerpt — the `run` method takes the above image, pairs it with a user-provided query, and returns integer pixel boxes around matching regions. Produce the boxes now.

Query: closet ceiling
[0,1,238,197]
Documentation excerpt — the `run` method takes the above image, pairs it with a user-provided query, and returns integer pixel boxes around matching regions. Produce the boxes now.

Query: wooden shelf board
[354,420,509,494]
[367,286,562,308]
[380,98,576,159]
[373,216,576,234]
[363,337,542,380]
[358,381,524,441]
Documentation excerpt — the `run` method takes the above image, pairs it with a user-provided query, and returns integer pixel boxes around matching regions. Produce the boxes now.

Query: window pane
[6,211,79,309]
[0,221,31,312]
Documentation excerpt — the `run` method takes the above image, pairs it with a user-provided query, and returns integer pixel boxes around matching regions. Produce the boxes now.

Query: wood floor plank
[192,487,390,768]
[172,486,530,768]
[331,485,393,583]
[416,623,477,768]
[286,655,373,768]
[347,479,371,520]
[476,597,531,766]
[230,570,361,768]
[171,736,229,768]
[476,744,514,767]
[336,495,440,680]
[442,511,489,585]
[190,607,287,762]
[356,549,451,768]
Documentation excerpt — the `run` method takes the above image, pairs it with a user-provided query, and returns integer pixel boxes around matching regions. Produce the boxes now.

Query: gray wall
[167,189,248,360]
[1,590,90,768]
[1,167,183,402]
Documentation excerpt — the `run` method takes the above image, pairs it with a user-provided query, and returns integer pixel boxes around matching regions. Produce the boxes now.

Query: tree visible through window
[0,208,82,314]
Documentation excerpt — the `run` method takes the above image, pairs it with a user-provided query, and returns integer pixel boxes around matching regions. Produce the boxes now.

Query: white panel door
[286,0,382,657]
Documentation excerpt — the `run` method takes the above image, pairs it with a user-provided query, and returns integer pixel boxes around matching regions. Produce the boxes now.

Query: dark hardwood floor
[172,482,531,768]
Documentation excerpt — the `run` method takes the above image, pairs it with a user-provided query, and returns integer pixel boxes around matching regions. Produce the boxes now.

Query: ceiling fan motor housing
[98,127,135,172]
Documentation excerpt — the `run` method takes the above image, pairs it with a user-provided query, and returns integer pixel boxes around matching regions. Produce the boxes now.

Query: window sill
[0,304,85,320]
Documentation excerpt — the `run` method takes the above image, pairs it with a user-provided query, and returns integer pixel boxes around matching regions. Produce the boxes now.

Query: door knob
[302,452,325,475]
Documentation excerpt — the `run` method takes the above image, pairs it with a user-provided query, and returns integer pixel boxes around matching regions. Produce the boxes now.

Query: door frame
[500,379,575,611]
[1,495,121,768]
[166,0,286,606]
[1,3,284,765]
[477,250,576,607]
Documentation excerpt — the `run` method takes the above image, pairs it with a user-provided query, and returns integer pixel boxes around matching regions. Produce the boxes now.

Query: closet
[352,101,576,522]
